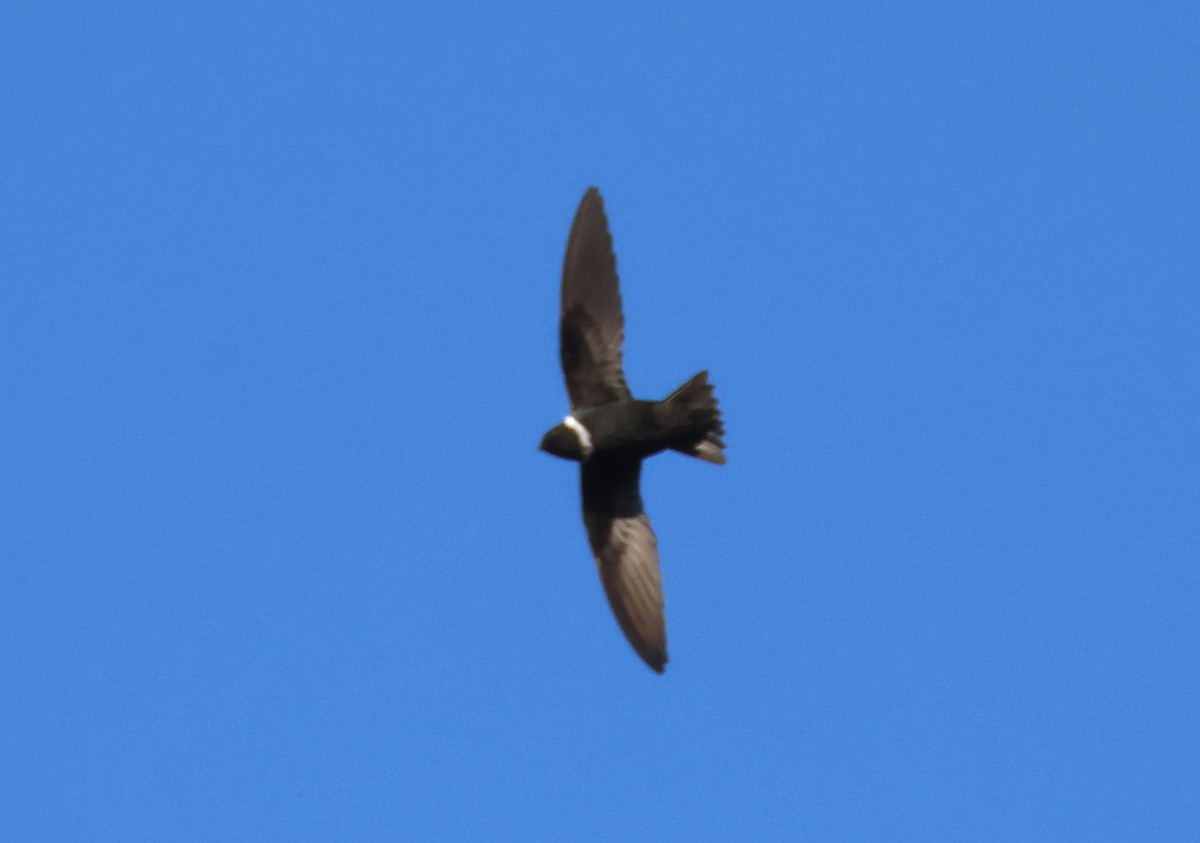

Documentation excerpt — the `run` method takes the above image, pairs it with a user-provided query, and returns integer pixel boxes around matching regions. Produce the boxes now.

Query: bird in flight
[539,187,725,673]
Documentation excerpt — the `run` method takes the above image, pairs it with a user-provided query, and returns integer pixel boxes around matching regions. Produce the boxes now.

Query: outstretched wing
[581,458,667,673]
[560,188,632,410]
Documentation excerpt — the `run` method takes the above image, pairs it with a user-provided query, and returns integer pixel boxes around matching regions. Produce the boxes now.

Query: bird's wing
[560,188,632,410]
[581,458,667,673]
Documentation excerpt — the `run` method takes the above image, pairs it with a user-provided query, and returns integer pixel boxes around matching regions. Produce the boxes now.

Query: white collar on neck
[562,415,593,457]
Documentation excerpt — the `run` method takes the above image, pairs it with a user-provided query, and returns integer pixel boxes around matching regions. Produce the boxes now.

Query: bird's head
[539,416,593,462]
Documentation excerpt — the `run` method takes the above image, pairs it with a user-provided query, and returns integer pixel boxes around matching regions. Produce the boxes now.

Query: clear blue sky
[3,3,1197,840]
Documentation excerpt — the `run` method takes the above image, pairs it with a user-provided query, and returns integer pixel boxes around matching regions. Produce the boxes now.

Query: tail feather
[664,370,726,464]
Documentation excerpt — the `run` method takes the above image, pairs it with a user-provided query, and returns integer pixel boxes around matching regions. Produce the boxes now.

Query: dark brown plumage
[541,187,725,674]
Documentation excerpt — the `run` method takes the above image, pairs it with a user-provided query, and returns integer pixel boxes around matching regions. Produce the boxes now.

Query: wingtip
[631,638,669,675]
[579,186,604,210]
[640,651,668,674]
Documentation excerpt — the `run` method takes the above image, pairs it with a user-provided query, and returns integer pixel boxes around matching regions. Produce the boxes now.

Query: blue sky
[3,2,1198,840]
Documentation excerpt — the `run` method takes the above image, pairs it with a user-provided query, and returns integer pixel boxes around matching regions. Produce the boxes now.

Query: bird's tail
[663,370,726,465]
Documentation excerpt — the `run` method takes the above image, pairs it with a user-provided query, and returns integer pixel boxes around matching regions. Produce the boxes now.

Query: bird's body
[573,400,667,457]
[539,187,725,673]
[546,387,720,462]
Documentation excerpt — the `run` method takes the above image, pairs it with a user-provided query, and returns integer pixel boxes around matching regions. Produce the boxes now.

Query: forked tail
[663,370,726,464]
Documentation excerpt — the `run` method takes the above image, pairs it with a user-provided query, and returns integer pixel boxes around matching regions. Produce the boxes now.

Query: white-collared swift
[539,187,725,673]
